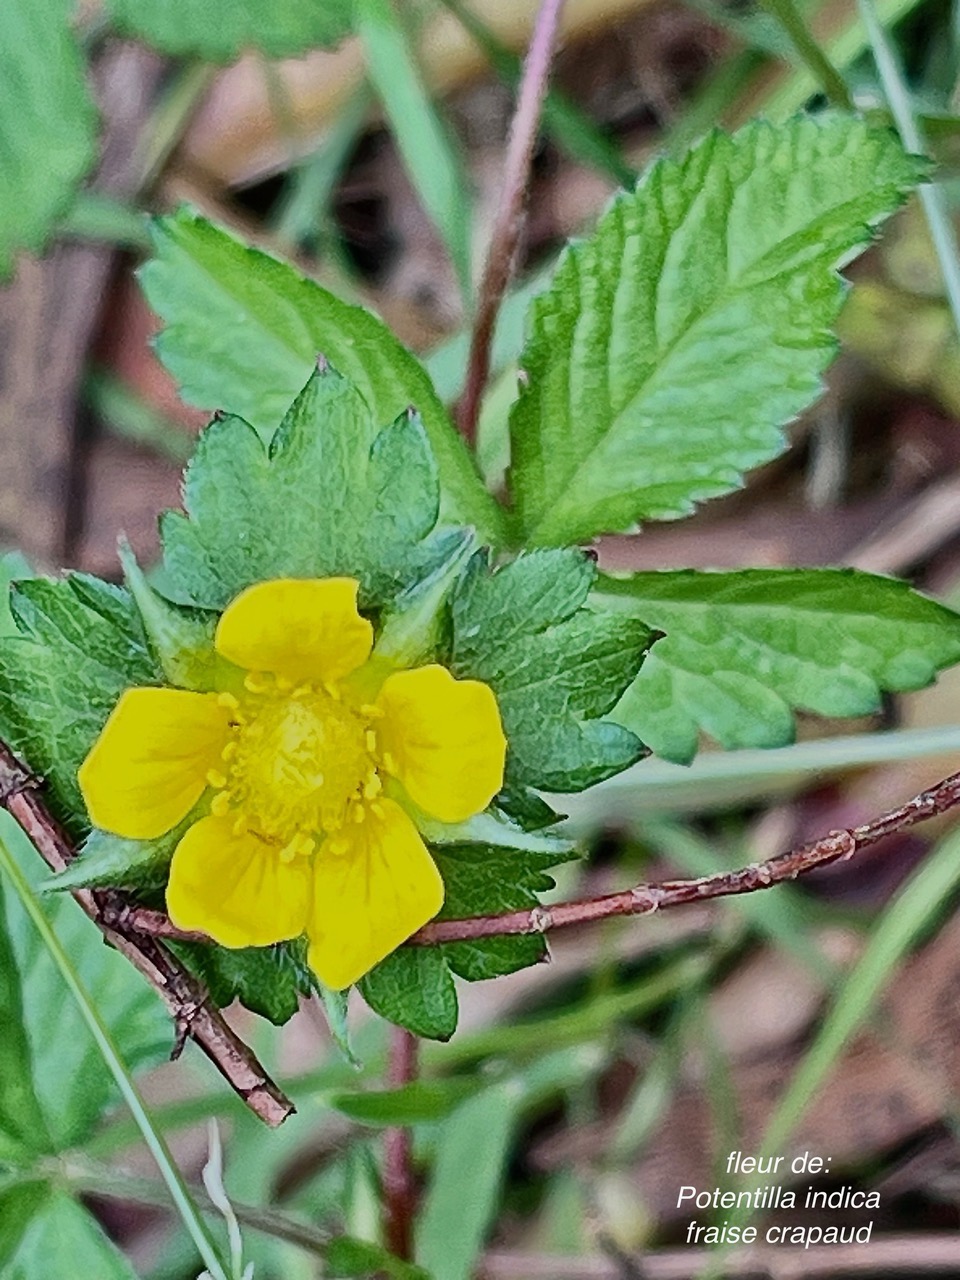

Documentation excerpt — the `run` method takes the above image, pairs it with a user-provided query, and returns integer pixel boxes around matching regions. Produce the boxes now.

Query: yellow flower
[78,578,506,989]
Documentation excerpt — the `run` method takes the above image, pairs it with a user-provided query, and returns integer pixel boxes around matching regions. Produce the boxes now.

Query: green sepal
[0,575,159,833]
[417,806,572,856]
[359,947,458,1041]
[495,786,564,832]
[372,525,475,670]
[119,540,225,692]
[171,938,313,1027]
[40,827,177,894]
[160,363,453,612]
[450,549,652,792]
[435,844,577,981]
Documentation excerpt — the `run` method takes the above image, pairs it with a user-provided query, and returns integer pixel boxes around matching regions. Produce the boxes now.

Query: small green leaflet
[161,363,455,611]
[107,0,352,60]
[0,0,97,276]
[508,114,924,546]
[360,946,459,1041]
[597,568,960,763]
[171,939,313,1027]
[142,209,503,541]
[359,844,570,1038]
[0,576,158,832]
[450,549,652,792]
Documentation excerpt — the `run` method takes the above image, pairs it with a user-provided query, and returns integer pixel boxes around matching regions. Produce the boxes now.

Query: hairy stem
[116,769,960,949]
[383,1025,420,1261]
[455,0,567,445]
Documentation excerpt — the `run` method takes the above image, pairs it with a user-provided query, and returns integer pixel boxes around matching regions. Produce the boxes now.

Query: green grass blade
[438,0,635,186]
[756,0,854,107]
[760,825,960,1155]
[858,0,960,339]
[356,0,473,305]
[0,819,230,1280]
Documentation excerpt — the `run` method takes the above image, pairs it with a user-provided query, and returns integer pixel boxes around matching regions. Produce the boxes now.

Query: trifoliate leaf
[142,209,503,540]
[598,568,960,763]
[509,115,924,546]
[0,0,97,276]
[359,946,458,1041]
[107,0,352,60]
[172,939,312,1026]
[0,576,158,832]
[451,550,651,791]
[435,844,573,981]
[161,364,454,611]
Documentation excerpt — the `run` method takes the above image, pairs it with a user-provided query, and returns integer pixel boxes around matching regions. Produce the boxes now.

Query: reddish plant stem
[455,0,568,445]
[111,768,960,950]
[383,1026,419,1261]
[0,744,294,1127]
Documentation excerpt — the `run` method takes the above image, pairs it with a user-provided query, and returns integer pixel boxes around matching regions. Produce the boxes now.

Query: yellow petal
[167,816,311,948]
[215,578,373,684]
[79,688,231,839]
[375,665,506,823]
[307,799,443,989]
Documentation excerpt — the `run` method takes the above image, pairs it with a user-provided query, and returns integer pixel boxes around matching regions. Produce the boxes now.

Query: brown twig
[382,1026,420,1261]
[0,744,294,1127]
[104,769,960,950]
[455,0,567,445]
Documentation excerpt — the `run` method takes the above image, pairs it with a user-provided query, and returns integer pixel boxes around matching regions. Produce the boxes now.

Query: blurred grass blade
[0,819,230,1280]
[858,0,960,339]
[756,0,854,107]
[85,369,194,463]
[356,0,473,305]
[438,0,635,186]
[560,725,960,821]
[416,1082,518,1280]
[761,825,960,1154]
[58,194,151,252]
[273,85,372,255]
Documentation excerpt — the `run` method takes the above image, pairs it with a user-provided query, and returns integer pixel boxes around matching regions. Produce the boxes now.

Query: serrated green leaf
[42,827,175,894]
[0,1183,139,1280]
[0,0,97,276]
[509,115,923,545]
[141,209,503,540]
[435,845,571,981]
[0,576,158,832]
[598,568,960,763]
[0,813,168,1151]
[451,550,650,791]
[161,364,458,612]
[106,0,352,60]
[172,939,311,1026]
[359,946,458,1040]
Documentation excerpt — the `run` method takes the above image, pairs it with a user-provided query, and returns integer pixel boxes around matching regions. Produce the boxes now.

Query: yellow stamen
[363,773,382,799]
[217,692,239,711]
[382,751,397,774]
[210,792,232,818]
[206,769,228,790]
[365,729,377,753]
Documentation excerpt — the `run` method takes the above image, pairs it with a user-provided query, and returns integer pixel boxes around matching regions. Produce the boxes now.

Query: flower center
[209,674,382,853]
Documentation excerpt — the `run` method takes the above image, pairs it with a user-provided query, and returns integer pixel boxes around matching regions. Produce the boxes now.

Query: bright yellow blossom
[78,578,506,989]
